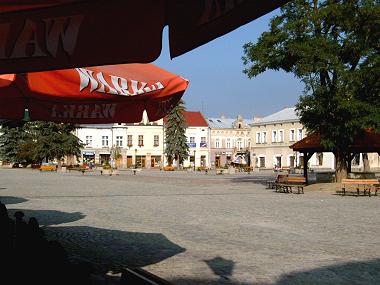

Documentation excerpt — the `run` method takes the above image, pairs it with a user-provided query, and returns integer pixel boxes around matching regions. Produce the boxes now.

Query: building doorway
[259,157,265,168]
[127,156,133,168]
[100,154,110,165]
[200,155,206,167]
[215,156,221,168]
[289,156,295,167]
[151,156,161,168]
[275,156,282,168]
[136,156,146,168]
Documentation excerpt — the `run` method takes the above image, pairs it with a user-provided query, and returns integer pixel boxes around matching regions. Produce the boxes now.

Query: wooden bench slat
[341,178,379,197]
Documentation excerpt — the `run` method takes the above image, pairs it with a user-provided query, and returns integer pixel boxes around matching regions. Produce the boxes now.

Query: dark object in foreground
[121,268,173,285]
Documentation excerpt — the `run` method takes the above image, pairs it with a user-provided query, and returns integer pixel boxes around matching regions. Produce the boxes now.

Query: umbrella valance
[0,63,188,124]
[0,0,289,74]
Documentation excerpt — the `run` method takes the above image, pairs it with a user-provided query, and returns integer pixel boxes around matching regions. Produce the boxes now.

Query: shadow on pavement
[273,258,380,285]
[204,256,235,282]
[171,258,380,285]
[0,196,28,205]
[230,175,273,186]
[45,226,186,272]
[7,208,85,226]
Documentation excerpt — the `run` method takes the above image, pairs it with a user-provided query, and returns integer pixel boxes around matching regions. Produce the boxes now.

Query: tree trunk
[362,153,370,172]
[334,150,348,182]
[57,158,62,170]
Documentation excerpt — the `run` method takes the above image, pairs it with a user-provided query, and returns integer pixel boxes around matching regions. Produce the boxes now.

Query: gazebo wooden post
[303,151,314,184]
[346,153,355,174]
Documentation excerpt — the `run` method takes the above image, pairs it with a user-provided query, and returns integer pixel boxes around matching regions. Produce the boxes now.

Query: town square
[1,168,380,284]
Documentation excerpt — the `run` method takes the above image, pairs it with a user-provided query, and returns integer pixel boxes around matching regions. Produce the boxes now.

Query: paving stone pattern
[1,168,379,285]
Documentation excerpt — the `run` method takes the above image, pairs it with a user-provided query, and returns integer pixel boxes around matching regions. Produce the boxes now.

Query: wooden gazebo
[290,129,380,183]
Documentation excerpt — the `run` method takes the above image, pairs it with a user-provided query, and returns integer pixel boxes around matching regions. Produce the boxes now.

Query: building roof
[163,111,208,127]
[290,129,380,153]
[253,107,298,125]
[207,117,252,129]
[183,111,209,127]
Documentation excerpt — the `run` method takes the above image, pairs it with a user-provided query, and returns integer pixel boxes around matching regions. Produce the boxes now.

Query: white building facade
[251,107,335,170]
[76,111,211,169]
[207,115,252,167]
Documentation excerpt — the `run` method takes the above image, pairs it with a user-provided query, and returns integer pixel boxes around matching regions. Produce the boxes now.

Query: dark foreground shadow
[46,226,186,272]
[230,175,272,186]
[7,208,85,226]
[171,258,380,285]
[0,196,28,205]
[273,258,380,285]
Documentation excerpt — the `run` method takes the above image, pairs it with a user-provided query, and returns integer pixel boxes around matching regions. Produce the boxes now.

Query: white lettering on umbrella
[1,15,83,59]
[51,104,116,119]
[76,68,165,96]
[11,20,47,58]
[43,15,84,57]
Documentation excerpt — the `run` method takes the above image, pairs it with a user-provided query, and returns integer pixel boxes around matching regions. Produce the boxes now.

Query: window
[116,136,123,147]
[190,137,195,144]
[200,137,207,147]
[262,132,267,143]
[256,132,261,144]
[297,128,303,140]
[259,157,266,168]
[272,131,277,143]
[127,135,133,147]
[154,135,159,146]
[237,141,242,150]
[317,152,323,166]
[279,130,284,142]
[102,136,108,147]
[138,135,144,146]
[215,138,220,148]
[85,136,92,146]
[226,138,231,148]
[290,129,295,141]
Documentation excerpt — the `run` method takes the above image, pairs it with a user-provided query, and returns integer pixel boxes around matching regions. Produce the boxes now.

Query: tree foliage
[164,100,189,166]
[242,0,380,180]
[0,121,83,166]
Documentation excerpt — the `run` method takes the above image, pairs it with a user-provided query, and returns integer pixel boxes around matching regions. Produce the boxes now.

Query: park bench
[341,178,380,197]
[39,165,57,172]
[275,176,306,194]
[268,174,288,189]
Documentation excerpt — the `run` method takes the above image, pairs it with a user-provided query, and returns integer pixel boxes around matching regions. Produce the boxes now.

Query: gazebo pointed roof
[290,129,380,154]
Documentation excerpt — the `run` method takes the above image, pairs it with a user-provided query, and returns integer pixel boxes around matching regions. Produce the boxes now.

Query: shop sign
[200,142,207,147]
[83,152,95,156]
[187,143,196,148]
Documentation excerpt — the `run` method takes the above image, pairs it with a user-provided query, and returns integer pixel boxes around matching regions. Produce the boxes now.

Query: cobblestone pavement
[1,168,380,285]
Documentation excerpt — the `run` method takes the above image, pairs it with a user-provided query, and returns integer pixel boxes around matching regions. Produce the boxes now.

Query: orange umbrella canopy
[0,64,188,124]
[0,0,289,74]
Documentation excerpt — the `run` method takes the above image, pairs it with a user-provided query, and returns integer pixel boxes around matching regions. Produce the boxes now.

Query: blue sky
[154,9,303,120]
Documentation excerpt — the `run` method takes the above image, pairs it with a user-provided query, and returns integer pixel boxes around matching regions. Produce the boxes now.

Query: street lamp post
[193,150,196,171]
[134,148,137,169]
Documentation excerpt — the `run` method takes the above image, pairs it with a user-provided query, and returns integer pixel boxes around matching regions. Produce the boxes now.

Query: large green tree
[242,0,380,181]
[0,121,83,167]
[164,100,189,168]
[0,124,34,166]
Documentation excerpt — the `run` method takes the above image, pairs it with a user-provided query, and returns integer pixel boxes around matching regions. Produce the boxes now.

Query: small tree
[111,145,122,168]
[164,100,189,168]
[242,0,380,181]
